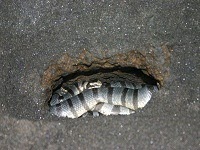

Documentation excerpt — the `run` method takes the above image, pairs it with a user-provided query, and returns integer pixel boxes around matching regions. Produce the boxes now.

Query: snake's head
[87,80,102,89]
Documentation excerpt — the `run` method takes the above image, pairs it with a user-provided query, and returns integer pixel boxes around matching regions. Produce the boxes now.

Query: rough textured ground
[0,0,199,150]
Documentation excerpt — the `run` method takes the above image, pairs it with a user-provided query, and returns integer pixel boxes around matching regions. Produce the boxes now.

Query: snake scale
[49,80,158,118]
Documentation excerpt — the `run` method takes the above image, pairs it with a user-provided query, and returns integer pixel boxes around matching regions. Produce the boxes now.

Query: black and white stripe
[50,81,89,106]
[104,81,143,89]
[50,81,145,106]
[49,83,157,118]
[93,103,134,116]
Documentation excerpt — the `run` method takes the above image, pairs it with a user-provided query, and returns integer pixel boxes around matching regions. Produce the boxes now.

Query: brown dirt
[41,43,172,90]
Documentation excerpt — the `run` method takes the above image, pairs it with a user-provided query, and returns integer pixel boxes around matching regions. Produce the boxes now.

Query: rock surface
[0,0,199,149]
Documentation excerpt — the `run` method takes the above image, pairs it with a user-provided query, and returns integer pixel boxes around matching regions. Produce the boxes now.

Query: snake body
[49,81,158,118]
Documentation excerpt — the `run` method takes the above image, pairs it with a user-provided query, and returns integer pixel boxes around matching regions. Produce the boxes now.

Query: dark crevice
[51,66,158,93]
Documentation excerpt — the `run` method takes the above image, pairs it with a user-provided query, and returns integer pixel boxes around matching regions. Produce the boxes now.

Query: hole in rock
[52,66,159,95]
[42,45,172,106]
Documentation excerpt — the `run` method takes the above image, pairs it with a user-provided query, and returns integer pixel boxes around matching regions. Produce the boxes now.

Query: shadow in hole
[52,66,158,92]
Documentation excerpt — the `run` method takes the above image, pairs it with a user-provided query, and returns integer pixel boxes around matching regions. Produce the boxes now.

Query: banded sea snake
[49,80,158,118]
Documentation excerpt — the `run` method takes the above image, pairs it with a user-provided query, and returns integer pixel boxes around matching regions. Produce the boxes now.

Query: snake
[49,80,158,118]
